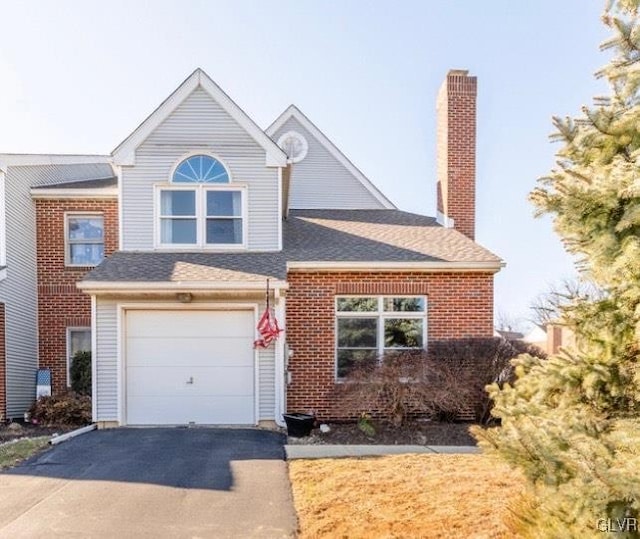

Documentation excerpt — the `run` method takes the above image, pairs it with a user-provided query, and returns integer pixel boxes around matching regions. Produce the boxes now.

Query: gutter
[286,260,505,273]
[77,280,290,294]
[30,188,118,200]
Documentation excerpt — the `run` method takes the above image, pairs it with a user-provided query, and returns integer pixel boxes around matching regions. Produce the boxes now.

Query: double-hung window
[158,154,245,248]
[65,214,105,266]
[336,296,426,378]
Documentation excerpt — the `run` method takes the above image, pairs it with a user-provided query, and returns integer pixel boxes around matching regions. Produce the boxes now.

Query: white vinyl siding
[95,299,118,421]
[121,88,280,251]
[258,345,275,420]
[272,116,388,210]
[0,163,113,418]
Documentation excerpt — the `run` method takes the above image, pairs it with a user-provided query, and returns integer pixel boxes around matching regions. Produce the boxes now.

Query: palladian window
[157,155,245,247]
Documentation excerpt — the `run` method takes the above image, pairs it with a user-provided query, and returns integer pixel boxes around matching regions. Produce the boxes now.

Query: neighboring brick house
[0,158,112,419]
[33,179,118,394]
[0,68,502,424]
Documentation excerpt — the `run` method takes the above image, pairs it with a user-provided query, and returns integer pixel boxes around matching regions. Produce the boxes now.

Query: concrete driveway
[0,428,297,538]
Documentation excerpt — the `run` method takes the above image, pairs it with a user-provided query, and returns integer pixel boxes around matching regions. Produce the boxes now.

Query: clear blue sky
[0,1,610,329]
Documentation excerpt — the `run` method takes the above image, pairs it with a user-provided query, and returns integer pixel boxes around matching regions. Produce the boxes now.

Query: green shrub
[473,4,640,533]
[70,350,91,396]
[29,392,91,426]
[357,413,376,437]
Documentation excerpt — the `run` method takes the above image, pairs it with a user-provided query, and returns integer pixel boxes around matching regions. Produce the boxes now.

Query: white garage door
[125,310,255,425]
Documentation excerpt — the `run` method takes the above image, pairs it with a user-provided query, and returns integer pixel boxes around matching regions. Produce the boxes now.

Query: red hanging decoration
[254,279,283,348]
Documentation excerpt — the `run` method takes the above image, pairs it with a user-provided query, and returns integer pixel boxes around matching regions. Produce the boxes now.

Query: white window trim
[67,326,91,387]
[334,295,428,380]
[64,212,105,267]
[154,184,248,250]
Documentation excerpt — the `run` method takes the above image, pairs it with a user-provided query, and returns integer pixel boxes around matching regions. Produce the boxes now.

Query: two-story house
[0,68,502,425]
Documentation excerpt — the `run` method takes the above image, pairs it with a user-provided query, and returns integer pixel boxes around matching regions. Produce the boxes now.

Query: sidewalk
[285,444,480,460]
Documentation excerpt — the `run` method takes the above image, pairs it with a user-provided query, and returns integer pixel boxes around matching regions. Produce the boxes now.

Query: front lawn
[289,454,524,538]
[0,437,50,469]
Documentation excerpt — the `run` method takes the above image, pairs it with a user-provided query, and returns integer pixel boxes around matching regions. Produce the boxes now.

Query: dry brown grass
[289,454,524,539]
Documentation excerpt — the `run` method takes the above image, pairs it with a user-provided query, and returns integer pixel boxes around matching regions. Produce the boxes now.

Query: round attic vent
[277,131,308,163]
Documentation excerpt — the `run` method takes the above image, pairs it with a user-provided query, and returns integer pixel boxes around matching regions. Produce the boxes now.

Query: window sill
[153,245,248,252]
[65,264,101,269]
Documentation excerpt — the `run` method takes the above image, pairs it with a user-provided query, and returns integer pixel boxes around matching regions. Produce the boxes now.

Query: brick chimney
[436,69,477,240]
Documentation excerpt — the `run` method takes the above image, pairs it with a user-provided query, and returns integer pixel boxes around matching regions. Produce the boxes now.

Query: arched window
[157,154,245,247]
[172,154,230,183]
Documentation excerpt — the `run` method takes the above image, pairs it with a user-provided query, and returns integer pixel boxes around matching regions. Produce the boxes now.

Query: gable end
[112,69,287,167]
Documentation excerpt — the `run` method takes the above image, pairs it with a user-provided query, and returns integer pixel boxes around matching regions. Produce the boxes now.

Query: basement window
[335,296,427,379]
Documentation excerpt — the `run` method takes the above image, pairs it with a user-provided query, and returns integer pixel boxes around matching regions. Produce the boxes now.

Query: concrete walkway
[285,444,480,459]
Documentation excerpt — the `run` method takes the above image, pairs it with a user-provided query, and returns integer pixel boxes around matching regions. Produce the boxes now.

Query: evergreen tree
[473,2,640,536]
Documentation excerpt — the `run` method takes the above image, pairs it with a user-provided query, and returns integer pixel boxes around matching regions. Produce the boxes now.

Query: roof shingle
[82,210,502,284]
[284,210,501,263]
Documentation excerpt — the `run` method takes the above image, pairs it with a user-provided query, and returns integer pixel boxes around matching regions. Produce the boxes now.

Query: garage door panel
[127,366,254,396]
[126,337,254,367]
[126,395,255,425]
[127,310,254,338]
[125,309,256,425]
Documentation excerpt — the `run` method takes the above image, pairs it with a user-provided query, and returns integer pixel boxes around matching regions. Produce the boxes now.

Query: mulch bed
[287,421,480,446]
[0,422,75,444]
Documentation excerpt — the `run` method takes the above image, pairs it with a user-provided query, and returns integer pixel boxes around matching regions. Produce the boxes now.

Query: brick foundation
[285,271,494,419]
[36,199,118,393]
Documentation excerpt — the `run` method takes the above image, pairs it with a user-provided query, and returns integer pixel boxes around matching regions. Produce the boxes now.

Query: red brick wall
[436,70,477,240]
[36,199,118,393]
[0,304,5,420]
[285,271,494,419]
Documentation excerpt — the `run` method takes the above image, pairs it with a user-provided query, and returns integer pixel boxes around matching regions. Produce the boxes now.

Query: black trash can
[283,413,315,437]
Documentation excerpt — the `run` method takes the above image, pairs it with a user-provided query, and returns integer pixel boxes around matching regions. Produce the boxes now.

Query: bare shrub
[29,392,92,426]
[333,350,473,426]
[333,338,547,426]
[428,338,547,424]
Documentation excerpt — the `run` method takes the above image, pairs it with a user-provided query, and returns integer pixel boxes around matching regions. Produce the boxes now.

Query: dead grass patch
[289,454,524,539]
[0,437,50,469]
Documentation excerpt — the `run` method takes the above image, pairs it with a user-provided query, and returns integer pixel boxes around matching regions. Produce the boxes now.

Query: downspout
[282,164,292,219]
[274,289,286,427]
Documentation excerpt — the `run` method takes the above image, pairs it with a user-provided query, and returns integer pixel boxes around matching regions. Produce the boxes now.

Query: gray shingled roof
[84,251,286,282]
[284,210,501,263]
[82,209,501,284]
[35,176,117,189]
